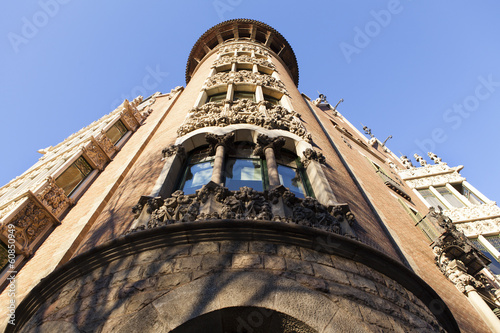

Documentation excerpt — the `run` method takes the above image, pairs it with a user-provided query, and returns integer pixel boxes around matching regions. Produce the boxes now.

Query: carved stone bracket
[35,177,73,218]
[96,132,118,158]
[212,55,276,70]
[252,134,285,158]
[177,99,311,142]
[83,140,109,171]
[161,144,186,159]
[205,71,288,95]
[120,99,142,131]
[301,148,325,168]
[128,182,356,238]
[206,132,235,155]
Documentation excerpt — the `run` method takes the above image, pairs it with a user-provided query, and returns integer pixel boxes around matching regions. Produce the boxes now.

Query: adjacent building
[0,19,499,332]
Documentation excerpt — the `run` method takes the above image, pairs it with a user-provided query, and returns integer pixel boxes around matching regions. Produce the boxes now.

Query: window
[178,147,214,195]
[264,95,281,105]
[225,158,265,191]
[55,156,93,196]
[207,92,227,103]
[453,184,485,205]
[276,152,311,198]
[434,186,464,208]
[470,237,500,275]
[105,120,128,145]
[233,91,256,102]
[418,189,444,209]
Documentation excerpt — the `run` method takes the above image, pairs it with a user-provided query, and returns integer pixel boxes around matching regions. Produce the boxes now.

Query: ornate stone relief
[161,144,186,159]
[205,71,288,95]
[398,163,452,180]
[301,148,325,167]
[176,99,311,142]
[129,182,355,237]
[96,132,118,158]
[455,218,500,237]
[35,177,73,217]
[83,141,108,171]
[252,134,285,158]
[212,55,276,70]
[218,44,270,57]
[444,203,500,223]
[404,173,465,189]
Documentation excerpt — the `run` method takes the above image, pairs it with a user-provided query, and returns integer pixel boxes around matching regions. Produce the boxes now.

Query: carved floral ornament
[212,55,276,70]
[130,182,355,237]
[35,176,73,217]
[218,43,270,57]
[205,71,288,95]
[404,173,465,189]
[455,218,500,237]
[444,202,500,223]
[176,99,311,142]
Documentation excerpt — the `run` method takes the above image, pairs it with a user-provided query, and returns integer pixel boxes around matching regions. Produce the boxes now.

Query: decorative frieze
[404,173,466,189]
[455,218,500,237]
[398,163,453,180]
[176,99,311,141]
[212,55,276,70]
[444,202,500,223]
[129,182,355,237]
[83,141,108,171]
[218,44,270,57]
[35,177,73,217]
[205,71,288,95]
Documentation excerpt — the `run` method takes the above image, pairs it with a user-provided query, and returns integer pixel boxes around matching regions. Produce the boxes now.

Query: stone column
[465,285,500,333]
[253,134,285,188]
[206,133,235,186]
[211,144,225,185]
[265,147,280,187]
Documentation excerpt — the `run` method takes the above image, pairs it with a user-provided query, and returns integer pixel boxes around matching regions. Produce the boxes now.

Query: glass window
[179,147,214,195]
[105,120,128,145]
[435,186,464,208]
[55,156,93,196]
[453,184,485,205]
[276,152,311,198]
[264,95,281,105]
[470,238,500,275]
[0,242,8,271]
[418,189,443,209]
[224,158,264,191]
[207,92,227,103]
[233,92,256,102]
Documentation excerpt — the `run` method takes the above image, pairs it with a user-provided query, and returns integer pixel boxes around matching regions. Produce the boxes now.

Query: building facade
[0,19,499,332]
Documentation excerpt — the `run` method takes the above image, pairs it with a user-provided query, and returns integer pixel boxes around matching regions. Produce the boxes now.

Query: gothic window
[105,120,128,145]
[55,156,93,196]
[178,147,214,195]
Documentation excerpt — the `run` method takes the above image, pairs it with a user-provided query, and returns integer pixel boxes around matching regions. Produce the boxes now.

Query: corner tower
[5,20,464,332]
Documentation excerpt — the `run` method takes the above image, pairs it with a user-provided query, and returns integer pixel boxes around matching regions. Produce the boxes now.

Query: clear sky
[1,1,499,202]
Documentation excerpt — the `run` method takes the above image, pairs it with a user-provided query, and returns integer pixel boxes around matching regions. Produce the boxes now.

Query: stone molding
[455,218,500,237]
[218,43,270,57]
[212,55,276,70]
[398,163,455,180]
[404,172,465,189]
[205,70,288,95]
[129,182,354,237]
[177,99,311,141]
[444,202,500,223]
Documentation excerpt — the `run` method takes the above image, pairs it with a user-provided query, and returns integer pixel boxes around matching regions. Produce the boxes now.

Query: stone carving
[36,177,73,217]
[206,132,235,154]
[405,173,466,189]
[398,163,454,180]
[455,218,500,237]
[3,197,58,255]
[252,134,285,158]
[414,153,428,166]
[428,152,445,165]
[434,257,484,293]
[161,144,186,159]
[399,155,414,169]
[129,182,354,236]
[205,71,288,95]
[176,99,312,142]
[96,132,118,157]
[444,202,500,223]
[212,55,276,70]
[83,142,108,170]
[301,148,325,167]
[218,43,270,57]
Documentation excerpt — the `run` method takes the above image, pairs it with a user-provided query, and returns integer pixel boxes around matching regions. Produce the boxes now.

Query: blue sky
[1,1,499,202]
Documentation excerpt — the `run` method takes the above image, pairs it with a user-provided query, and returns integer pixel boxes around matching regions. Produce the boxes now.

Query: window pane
[278,164,306,198]
[0,242,9,271]
[470,238,500,275]
[435,186,464,208]
[181,162,213,195]
[464,187,485,205]
[106,120,128,145]
[208,92,227,103]
[264,95,280,105]
[225,158,263,191]
[233,92,256,102]
[418,189,443,208]
[55,157,93,196]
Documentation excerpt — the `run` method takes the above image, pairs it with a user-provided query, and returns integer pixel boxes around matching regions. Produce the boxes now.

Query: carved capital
[206,132,235,155]
[252,134,285,158]
[162,144,186,159]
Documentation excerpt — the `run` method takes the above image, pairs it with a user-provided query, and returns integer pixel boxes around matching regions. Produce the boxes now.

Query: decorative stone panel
[455,218,500,237]
[35,177,73,218]
[82,140,108,171]
[443,202,500,223]
[218,43,270,57]
[404,172,466,189]
[95,132,118,158]
[205,71,288,95]
[398,163,453,180]
[212,55,276,70]
[177,99,311,141]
